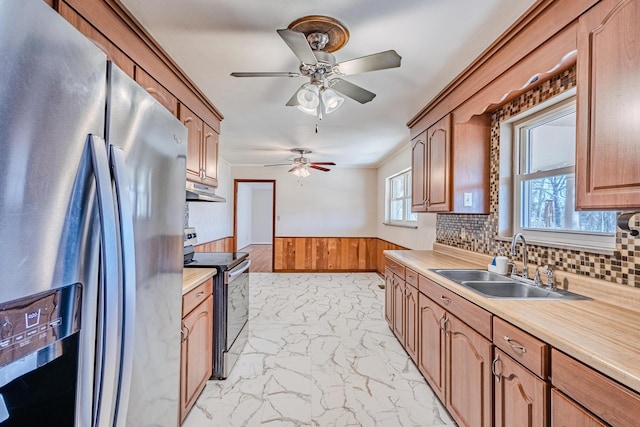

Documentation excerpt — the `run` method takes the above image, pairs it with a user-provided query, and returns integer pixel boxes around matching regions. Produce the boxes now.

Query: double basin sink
[431,269,587,300]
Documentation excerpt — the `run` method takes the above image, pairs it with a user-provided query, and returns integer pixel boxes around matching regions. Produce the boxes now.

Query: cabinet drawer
[494,317,549,379]
[419,276,492,339]
[385,257,406,280]
[405,268,418,288]
[183,278,213,316]
[552,349,640,427]
[551,389,605,427]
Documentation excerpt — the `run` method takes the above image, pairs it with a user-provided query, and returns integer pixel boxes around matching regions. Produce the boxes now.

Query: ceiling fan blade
[330,79,376,104]
[277,29,318,65]
[285,85,304,106]
[310,165,331,172]
[231,71,301,78]
[311,162,336,166]
[336,50,402,75]
[288,166,300,173]
[264,163,292,167]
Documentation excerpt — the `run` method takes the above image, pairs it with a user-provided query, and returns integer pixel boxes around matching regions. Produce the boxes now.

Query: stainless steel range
[183,228,250,379]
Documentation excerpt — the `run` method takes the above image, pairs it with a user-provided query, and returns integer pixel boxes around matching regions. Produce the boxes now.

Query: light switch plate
[463,193,473,207]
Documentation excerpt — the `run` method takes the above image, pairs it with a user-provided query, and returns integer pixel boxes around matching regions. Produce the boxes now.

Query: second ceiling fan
[231,15,402,118]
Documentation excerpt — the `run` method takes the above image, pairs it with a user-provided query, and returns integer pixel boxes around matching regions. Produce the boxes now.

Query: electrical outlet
[463,192,473,207]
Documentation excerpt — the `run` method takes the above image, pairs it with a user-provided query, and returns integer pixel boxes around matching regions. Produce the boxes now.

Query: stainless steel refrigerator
[0,0,187,426]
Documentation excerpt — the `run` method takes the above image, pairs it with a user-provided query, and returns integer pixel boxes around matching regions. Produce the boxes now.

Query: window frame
[385,168,417,227]
[511,96,616,250]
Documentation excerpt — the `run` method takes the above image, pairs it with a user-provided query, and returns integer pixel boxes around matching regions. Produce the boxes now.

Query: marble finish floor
[183,273,455,427]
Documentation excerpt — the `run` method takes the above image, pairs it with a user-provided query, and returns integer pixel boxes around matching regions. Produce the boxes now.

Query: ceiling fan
[265,148,336,177]
[231,15,402,118]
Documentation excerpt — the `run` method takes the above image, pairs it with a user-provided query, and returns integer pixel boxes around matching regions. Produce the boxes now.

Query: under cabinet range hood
[186,181,226,202]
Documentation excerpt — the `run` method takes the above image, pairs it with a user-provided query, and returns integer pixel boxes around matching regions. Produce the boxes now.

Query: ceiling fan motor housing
[307,32,329,50]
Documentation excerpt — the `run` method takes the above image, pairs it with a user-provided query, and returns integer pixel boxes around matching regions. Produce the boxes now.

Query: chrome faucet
[510,233,528,279]
[534,265,555,290]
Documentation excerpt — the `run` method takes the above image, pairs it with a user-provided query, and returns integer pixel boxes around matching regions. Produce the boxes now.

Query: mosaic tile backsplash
[435,67,640,287]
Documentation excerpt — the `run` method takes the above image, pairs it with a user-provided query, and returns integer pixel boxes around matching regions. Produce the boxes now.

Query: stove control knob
[1,318,13,337]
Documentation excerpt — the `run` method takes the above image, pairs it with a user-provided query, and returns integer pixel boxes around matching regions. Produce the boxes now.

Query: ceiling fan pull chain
[315,124,318,134]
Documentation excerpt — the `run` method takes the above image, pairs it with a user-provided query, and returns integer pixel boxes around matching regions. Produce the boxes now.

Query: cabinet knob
[492,353,502,382]
[181,324,190,342]
[440,295,451,305]
[503,335,526,353]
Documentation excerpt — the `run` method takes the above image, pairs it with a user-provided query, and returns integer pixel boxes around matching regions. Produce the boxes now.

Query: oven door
[220,259,250,378]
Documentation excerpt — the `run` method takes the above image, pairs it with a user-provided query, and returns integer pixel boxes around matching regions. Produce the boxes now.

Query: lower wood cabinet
[417,279,493,427]
[384,268,393,326]
[404,282,419,362]
[418,293,446,401]
[552,348,640,427]
[180,282,213,424]
[446,314,493,427]
[493,349,549,427]
[551,389,605,427]
[392,273,405,341]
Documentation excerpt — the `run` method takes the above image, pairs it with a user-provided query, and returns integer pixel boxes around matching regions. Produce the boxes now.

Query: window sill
[494,235,615,256]
[383,222,418,229]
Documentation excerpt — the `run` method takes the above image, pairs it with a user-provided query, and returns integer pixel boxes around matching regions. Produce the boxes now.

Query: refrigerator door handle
[88,134,121,427]
[110,145,137,427]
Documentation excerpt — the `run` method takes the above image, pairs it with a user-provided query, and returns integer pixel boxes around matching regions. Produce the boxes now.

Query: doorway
[234,180,275,272]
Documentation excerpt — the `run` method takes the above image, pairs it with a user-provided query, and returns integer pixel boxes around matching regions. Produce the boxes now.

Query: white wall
[188,159,234,243]
[376,144,437,250]
[251,188,273,243]
[232,166,377,237]
[235,183,252,249]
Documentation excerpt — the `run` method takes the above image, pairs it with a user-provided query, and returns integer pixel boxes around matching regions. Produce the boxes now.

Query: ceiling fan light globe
[298,167,311,178]
[321,88,344,114]
[296,104,318,116]
[297,84,320,109]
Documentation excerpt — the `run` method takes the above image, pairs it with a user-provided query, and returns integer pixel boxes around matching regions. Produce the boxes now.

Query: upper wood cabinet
[180,103,219,187]
[134,66,178,116]
[58,2,134,78]
[426,114,452,212]
[202,123,219,187]
[411,131,428,212]
[576,0,640,209]
[411,113,489,213]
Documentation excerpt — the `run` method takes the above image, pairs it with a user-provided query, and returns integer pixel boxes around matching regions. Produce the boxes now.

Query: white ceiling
[121,0,538,168]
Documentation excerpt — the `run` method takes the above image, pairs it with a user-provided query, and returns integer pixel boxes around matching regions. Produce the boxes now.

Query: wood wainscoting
[194,236,235,252]
[274,237,407,274]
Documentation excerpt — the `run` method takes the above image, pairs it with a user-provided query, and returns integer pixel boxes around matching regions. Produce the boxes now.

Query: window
[386,169,417,226]
[512,97,616,249]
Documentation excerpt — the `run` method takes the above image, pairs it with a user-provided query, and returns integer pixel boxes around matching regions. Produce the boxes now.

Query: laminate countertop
[385,245,640,394]
[182,268,217,295]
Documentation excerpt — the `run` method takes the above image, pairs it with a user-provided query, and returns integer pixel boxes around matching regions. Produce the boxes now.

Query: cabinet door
[552,389,605,427]
[418,293,446,402]
[180,295,213,423]
[392,275,405,342]
[446,314,493,427]
[426,114,451,212]
[411,131,428,212]
[179,103,204,183]
[134,66,178,116]
[576,0,640,209]
[494,350,549,427]
[404,283,419,362]
[202,123,219,187]
[384,268,394,327]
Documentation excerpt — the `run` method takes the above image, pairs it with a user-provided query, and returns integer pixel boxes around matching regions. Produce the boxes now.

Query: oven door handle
[228,259,251,282]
